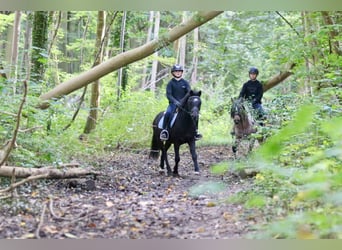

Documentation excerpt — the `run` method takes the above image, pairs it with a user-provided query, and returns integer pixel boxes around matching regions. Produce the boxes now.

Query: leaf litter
[0,146,265,239]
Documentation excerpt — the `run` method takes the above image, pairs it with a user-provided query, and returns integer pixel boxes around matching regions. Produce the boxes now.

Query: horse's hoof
[194,171,200,175]
[173,173,180,178]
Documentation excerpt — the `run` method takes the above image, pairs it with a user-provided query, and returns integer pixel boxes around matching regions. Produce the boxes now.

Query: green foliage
[0,13,14,33]
[244,95,341,239]
[0,10,341,239]
[258,103,318,161]
[95,90,164,150]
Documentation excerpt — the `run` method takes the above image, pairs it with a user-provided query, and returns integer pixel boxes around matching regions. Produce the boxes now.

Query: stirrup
[160,129,169,141]
[195,133,202,141]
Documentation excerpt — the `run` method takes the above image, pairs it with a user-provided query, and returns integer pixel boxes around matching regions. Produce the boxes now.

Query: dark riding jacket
[166,78,191,105]
[239,79,263,106]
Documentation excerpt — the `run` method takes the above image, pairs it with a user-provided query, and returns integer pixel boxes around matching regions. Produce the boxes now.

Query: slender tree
[177,11,188,67]
[141,11,154,89]
[21,11,32,81]
[117,11,127,100]
[83,11,106,134]
[321,11,341,56]
[150,11,160,92]
[190,27,199,84]
[9,11,21,82]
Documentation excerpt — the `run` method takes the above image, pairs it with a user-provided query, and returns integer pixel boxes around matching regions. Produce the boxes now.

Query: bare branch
[35,202,47,239]
[276,11,301,37]
[0,173,49,193]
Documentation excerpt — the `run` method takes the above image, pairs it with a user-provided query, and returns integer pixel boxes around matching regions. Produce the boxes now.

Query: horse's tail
[149,130,160,159]
[149,112,163,159]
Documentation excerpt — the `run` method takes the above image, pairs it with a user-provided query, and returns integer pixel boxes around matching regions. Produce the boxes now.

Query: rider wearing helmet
[160,64,202,141]
[239,67,265,121]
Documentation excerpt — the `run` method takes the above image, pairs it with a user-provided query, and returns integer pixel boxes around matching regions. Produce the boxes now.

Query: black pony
[149,90,202,177]
[230,97,261,158]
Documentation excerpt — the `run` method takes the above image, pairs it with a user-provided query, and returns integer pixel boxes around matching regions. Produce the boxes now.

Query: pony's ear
[189,90,194,95]
[198,90,202,96]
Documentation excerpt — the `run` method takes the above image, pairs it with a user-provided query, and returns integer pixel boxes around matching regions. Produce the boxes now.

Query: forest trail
[0,146,265,239]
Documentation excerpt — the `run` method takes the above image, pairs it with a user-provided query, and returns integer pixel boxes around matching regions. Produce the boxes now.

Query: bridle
[178,95,201,127]
[231,100,246,125]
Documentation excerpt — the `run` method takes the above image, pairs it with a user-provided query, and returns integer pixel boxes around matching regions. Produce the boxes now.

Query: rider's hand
[175,101,181,107]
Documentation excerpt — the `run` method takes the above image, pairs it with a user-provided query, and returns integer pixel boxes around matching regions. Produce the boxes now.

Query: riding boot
[160,115,170,141]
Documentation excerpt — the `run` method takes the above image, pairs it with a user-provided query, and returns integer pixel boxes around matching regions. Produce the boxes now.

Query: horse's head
[186,90,202,119]
[230,97,247,125]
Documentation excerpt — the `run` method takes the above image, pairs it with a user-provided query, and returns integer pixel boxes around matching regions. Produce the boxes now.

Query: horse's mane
[180,90,201,110]
[230,97,253,122]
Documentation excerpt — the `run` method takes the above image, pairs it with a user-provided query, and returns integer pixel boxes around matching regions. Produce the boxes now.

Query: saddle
[158,111,178,129]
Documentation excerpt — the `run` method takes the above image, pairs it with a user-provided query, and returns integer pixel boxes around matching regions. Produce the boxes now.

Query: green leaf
[257,104,318,160]
[321,116,342,143]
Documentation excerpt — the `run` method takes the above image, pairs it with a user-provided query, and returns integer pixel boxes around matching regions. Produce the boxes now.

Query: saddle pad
[158,112,178,129]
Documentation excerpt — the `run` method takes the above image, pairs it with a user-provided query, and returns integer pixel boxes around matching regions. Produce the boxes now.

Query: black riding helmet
[249,67,259,75]
[171,64,184,73]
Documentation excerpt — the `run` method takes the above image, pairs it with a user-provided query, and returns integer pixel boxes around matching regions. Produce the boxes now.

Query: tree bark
[31,11,49,83]
[83,11,105,134]
[191,27,199,84]
[177,11,188,67]
[117,11,127,100]
[321,11,341,56]
[38,11,223,107]
[150,11,160,92]
[141,11,154,89]
[21,11,32,80]
[0,165,97,179]
[9,11,21,81]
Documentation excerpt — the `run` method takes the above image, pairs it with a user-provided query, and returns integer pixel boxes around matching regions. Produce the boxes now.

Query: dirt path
[0,146,264,239]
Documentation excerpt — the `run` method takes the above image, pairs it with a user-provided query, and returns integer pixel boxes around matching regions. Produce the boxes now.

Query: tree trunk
[0,165,98,179]
[117,11,127,101]
[31,11,49,83]
[141,11,154,89]
[263,63,296,93]
[83,11,106,134]
[9,11,21,82]
[39,11,224,107]
[177,11,188,67]
[191,27,199,84]
[321,11,341,56]
[301,11,317,95]
[21,11,32,81]
[47,11,62,85]
[150,11,160,92]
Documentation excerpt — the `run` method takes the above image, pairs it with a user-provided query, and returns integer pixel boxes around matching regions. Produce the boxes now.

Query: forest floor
[0,145,270,239]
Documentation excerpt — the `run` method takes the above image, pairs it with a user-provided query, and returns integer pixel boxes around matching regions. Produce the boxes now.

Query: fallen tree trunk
[263,63,296,92]
[0,165,98,179]
[38,11,223,108]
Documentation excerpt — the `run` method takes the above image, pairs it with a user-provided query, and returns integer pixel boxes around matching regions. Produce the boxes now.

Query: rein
[177,96,200,128]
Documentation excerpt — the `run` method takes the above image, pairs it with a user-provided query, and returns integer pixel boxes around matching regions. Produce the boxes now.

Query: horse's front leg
[231,131,238,158]
[173,143,181,177]
[188,140,199,174]
[160,142,172,174]
[162,142,172,176]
